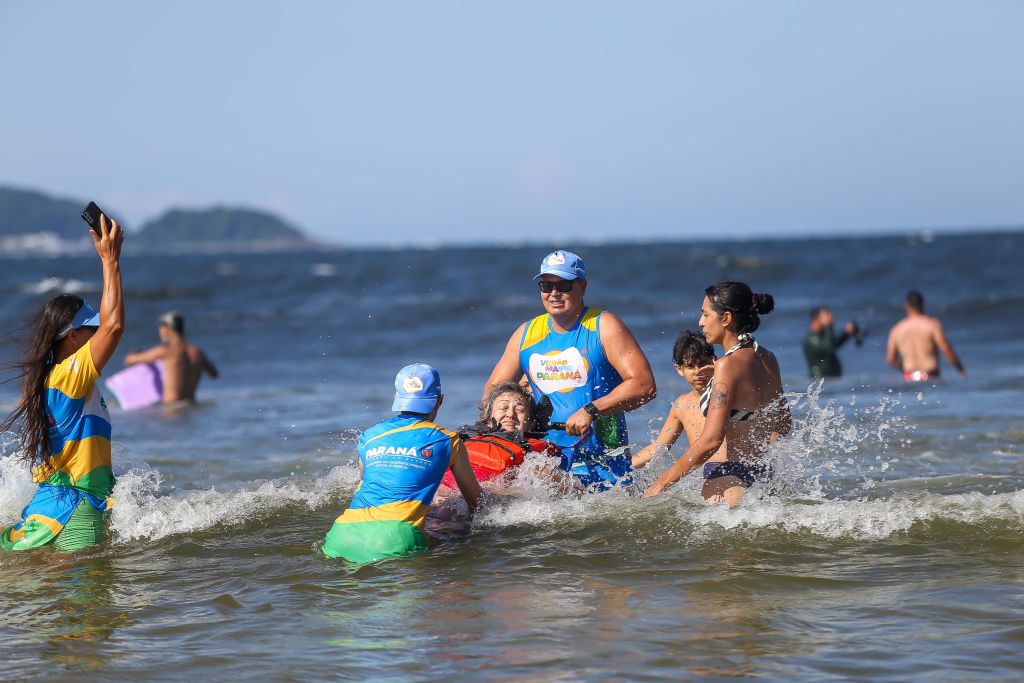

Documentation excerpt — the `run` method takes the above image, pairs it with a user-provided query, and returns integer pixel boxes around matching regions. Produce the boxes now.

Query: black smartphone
[81,201,105,232]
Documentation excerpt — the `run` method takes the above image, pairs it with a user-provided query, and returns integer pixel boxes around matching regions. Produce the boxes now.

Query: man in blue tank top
[483,250,656,488]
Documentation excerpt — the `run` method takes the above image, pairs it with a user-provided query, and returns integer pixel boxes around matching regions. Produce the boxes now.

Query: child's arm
[631,396,687,469]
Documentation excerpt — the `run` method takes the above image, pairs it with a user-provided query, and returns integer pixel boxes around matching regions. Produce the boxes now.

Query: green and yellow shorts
[322,520,429,563]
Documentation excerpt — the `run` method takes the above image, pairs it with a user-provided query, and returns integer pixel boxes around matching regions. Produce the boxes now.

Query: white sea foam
[108,464,359,544]
[18,277,99,295]
[2,383,1017,548]
[1,445,359,545]
[473,382,1024,543]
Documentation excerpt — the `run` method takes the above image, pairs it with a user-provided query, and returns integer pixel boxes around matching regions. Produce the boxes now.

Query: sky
[2,1,1022,245]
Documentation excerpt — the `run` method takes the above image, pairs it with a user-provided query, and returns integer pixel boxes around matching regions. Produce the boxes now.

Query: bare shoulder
[672,391,696,413]
[598,310,628,334]
[715,352,742,378]
[758,347,781,371]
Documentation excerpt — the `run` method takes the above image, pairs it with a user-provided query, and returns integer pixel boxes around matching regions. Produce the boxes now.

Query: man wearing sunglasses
[483,250,656,488]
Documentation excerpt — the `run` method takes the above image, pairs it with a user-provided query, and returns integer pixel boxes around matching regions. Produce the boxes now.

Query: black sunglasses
[538,280,574,293]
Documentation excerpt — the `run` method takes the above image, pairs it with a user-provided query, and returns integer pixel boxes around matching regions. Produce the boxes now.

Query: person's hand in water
[643,481,667,498]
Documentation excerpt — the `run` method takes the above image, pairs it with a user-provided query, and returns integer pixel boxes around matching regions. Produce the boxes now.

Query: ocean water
[1,231,1022,681]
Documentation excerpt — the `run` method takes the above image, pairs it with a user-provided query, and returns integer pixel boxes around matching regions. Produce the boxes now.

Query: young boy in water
[631,331,723,470]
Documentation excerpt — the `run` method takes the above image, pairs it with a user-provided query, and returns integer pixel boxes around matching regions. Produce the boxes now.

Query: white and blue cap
[533,250,586,281]
[392,363,442,413]
[54,301,101,340]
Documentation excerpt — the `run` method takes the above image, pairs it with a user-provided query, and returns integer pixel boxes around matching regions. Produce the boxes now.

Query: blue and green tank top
[518,307,626,459]
[334,414,460,531]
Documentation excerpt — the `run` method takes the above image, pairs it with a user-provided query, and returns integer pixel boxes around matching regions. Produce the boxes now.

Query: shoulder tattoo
[711,382,730,409]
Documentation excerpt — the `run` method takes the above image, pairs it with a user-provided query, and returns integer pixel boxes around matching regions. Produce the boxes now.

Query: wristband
[583,402,600,418]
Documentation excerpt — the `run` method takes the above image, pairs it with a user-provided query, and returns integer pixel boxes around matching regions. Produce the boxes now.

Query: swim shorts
[322,520,429,563]
[903,370,936,382]
[52,498,106,552]
[702,461,771,488]
[569,451,634,491]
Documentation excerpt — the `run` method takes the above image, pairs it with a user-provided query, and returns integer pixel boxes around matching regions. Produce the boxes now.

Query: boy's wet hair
[672,330,716,367]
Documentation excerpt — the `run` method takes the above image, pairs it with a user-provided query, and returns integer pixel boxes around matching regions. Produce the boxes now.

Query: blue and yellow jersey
[1,341,113,552]
[337,414,460,530]
[32,340,114,499]
[518,307,627,457]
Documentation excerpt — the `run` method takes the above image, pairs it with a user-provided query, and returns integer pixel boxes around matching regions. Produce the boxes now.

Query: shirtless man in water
[886,290,965,381]
[124,311,218,403]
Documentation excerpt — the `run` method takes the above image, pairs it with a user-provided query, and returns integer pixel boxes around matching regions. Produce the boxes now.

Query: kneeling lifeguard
[322,364,482,562]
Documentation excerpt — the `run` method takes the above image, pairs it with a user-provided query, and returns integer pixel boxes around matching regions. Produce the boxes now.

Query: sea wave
[107,464,359,544]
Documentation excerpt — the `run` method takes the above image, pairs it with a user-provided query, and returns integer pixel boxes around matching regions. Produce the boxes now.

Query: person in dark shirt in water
[802,307,860,378]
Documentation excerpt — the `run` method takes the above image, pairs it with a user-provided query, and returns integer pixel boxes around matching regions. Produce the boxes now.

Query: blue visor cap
[392,363,442,413]
[54,302,101,340]
[534,250,586,281]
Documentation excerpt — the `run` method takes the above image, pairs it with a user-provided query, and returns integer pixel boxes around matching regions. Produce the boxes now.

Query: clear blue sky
[2,1,1022,244]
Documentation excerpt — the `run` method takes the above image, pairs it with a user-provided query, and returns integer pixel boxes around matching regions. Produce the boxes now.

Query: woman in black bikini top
[644,281,791,507]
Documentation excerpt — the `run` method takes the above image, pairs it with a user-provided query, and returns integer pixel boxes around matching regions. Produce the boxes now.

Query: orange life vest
[440,434,559,488]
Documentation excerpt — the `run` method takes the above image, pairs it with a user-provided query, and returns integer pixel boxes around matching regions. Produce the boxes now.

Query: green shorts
[52,499,106,552]
[322,520,429,563]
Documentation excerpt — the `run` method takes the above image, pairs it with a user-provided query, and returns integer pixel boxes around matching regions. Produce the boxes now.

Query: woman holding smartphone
[1,212,125,552]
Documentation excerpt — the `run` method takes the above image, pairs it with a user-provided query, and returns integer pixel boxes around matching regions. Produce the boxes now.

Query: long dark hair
[1,294,84,464]
[705,281,774,334]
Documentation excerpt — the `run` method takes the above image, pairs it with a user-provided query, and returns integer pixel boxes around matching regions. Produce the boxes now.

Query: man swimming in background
[631,331,721,471]
[323,364,482,562]
[124,311,219,404]
[886,290,965,381]
[483,250,656,488]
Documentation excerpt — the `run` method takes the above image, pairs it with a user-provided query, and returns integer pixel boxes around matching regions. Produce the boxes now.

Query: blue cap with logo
[392,363,443,413]
[54,301,101,341]
[533,250,586,281]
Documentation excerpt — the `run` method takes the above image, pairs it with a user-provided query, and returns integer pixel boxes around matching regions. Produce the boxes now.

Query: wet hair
[809,306,824,321]
[1,294,85,464]
[477,382,534,430]
[906,290,924,312]
[159,310,185,335]
[705,281,774,334]
[672,330,716,367]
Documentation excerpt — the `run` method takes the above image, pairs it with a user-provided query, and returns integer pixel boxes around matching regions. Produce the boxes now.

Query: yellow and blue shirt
[519,307,627,459]
[1,341,113,551]
[323,414,461,562]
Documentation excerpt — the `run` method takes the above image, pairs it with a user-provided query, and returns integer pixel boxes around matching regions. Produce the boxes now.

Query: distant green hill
[135,207,305,245]
[0,185,310,250]
[0,187,95,238]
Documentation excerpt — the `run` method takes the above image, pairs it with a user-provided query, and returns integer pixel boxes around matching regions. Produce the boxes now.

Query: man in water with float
[886,290,965,381]
[123,310,218,405]
[483,250,656,489]
[322,364,482,563]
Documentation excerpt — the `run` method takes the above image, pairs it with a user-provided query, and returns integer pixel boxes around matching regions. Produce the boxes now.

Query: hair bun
[753,293,774,315]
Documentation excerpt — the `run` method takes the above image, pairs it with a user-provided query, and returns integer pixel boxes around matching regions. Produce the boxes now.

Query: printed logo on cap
[403,376,425,393]
[547,252,567,266]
